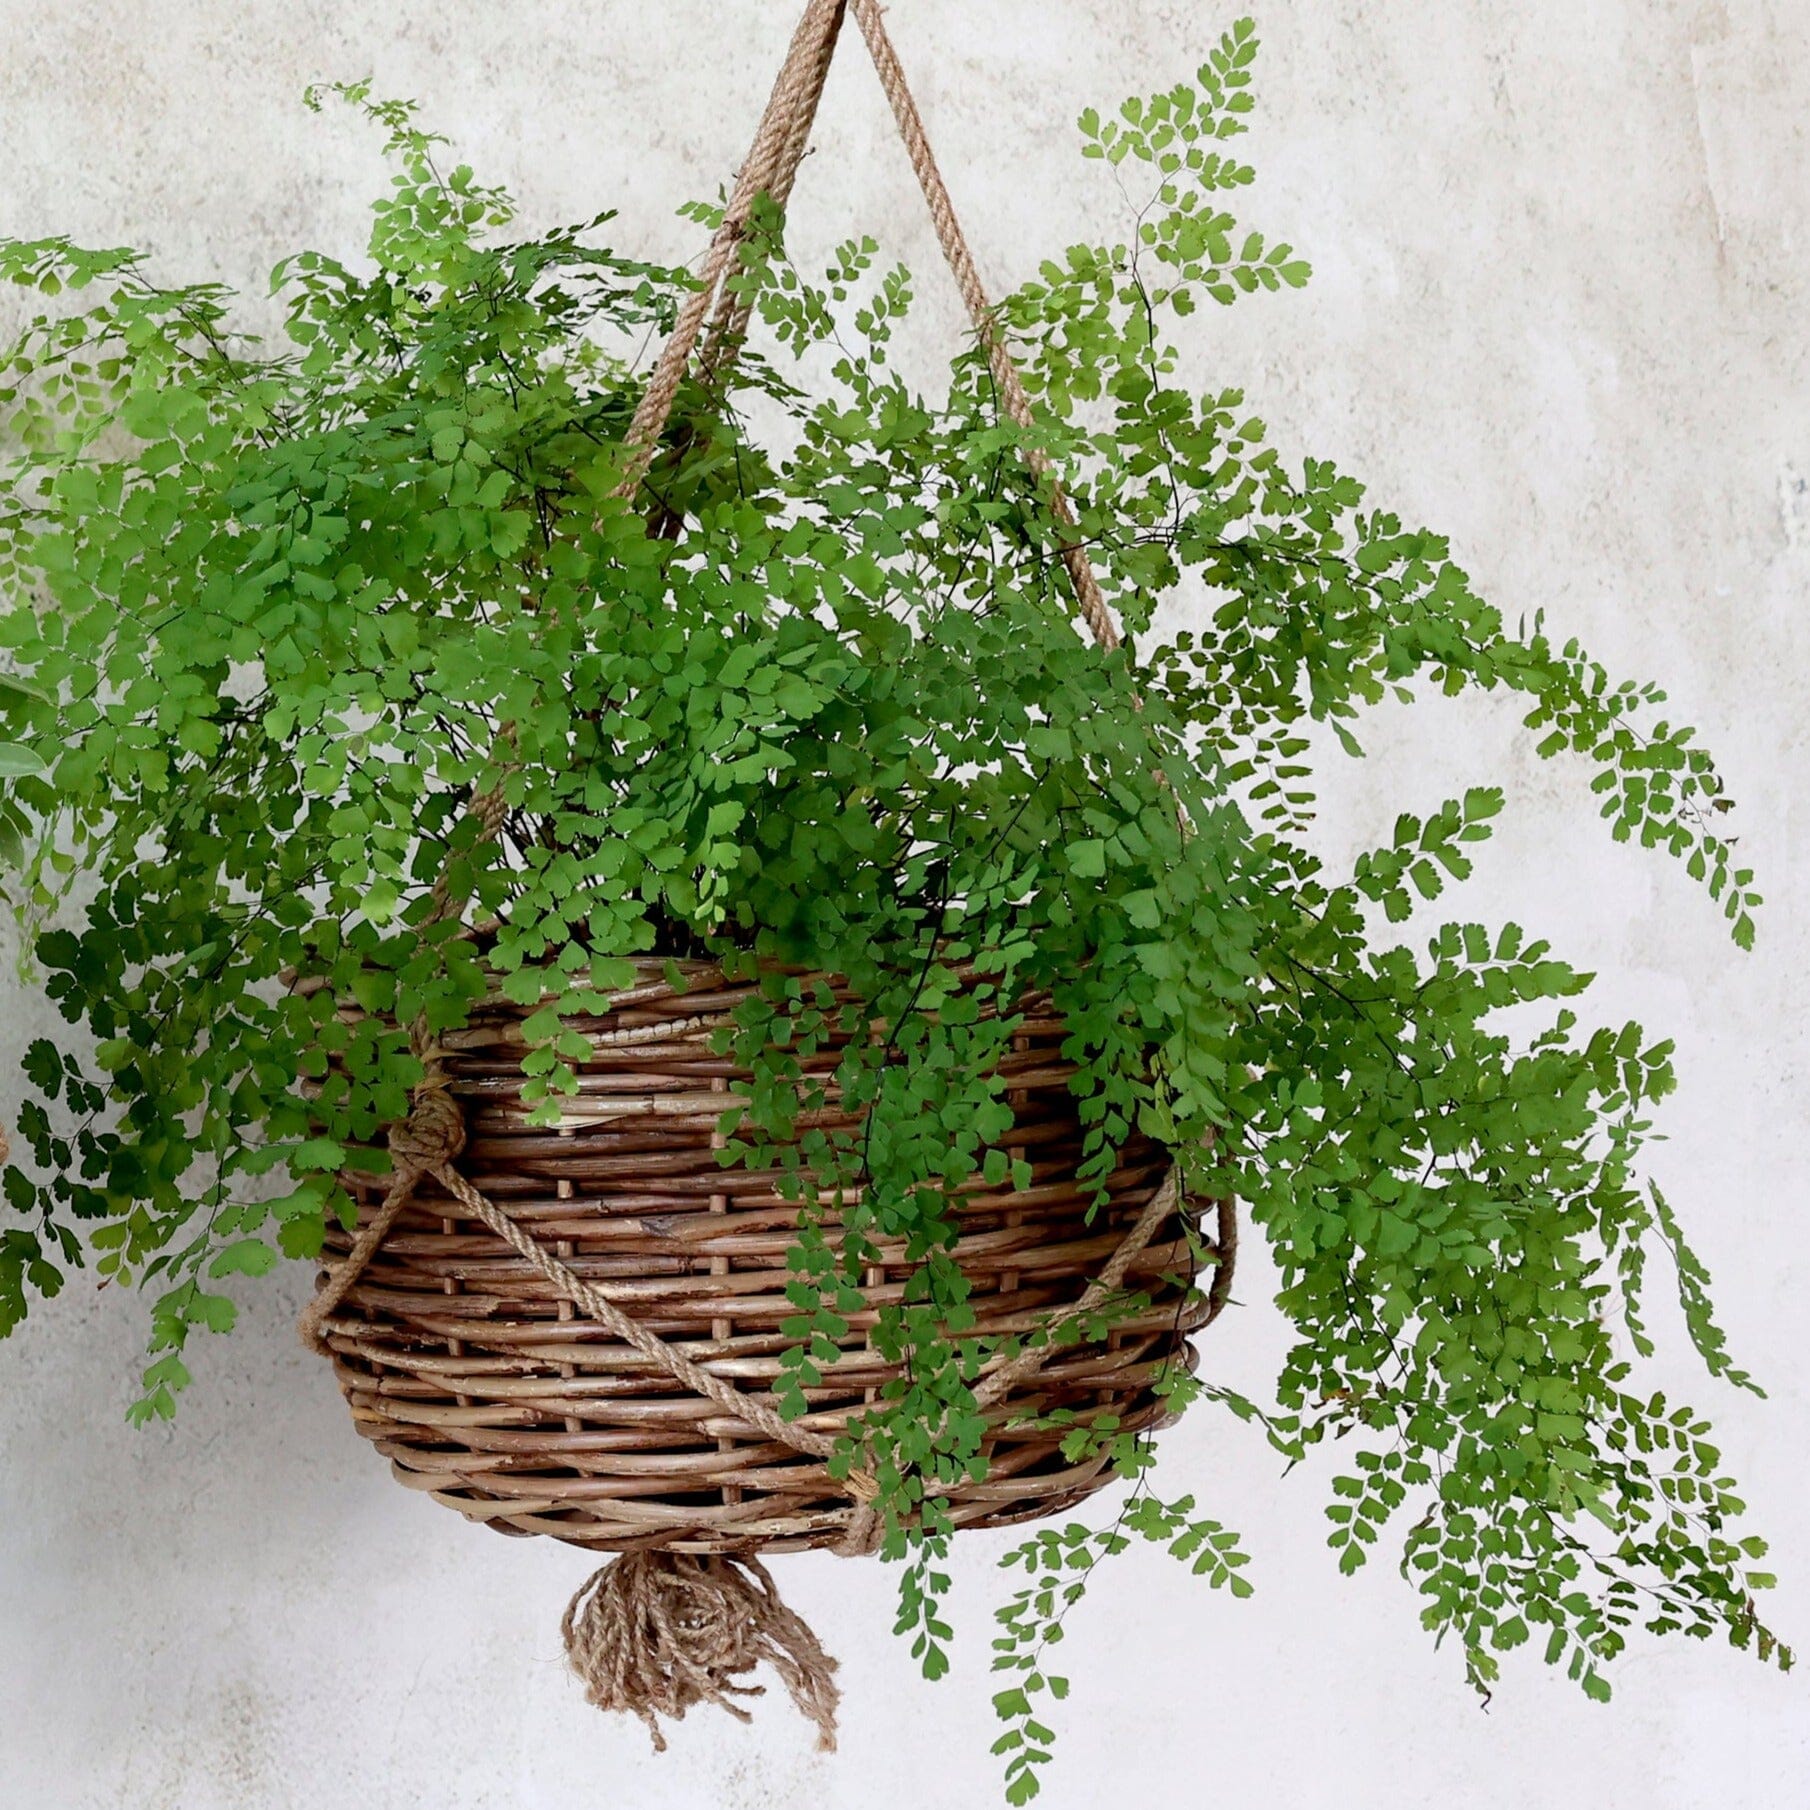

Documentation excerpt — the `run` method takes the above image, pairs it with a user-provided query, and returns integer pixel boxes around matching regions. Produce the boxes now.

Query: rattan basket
[309,960,1230,1555]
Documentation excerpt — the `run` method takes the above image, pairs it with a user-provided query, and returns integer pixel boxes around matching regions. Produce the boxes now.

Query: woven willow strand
[298,777,875,1494]
[434,1164,849,1468]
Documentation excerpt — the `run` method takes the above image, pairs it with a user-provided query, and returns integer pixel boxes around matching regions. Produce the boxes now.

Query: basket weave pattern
[315,963,1218,1554]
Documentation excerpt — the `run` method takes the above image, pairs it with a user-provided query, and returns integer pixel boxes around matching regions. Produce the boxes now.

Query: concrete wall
[2,3,1805,1806]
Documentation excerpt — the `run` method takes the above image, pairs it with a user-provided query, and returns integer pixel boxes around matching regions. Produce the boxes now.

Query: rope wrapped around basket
[300,0,1222,1753]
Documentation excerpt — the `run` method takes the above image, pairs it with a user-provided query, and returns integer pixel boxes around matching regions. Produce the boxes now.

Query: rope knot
[563,1550,842,1752]
[823,1465,884,1558]
[388,1066,466,1176]
[296,1054,468,1357]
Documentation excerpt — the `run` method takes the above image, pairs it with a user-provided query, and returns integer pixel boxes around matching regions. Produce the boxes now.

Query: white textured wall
[2,4,1806,1806]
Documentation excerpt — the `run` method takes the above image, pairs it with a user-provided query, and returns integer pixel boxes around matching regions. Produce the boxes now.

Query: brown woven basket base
[313,962,1223,1554]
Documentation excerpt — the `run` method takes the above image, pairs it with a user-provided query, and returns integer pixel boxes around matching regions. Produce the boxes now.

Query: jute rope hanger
[300,0,1213,1750]
[617,0,1121,651]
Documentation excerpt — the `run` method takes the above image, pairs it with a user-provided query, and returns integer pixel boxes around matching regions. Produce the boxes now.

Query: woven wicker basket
[310,960,1229,1555]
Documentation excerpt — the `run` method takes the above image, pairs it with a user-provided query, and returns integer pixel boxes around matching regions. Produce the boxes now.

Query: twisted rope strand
[615,0,1116,654]
[703,0,850,368]
[431,1162,843,1462]
[294,1072,463,1358]
[297,773,510,1357]
[614,0,848,500]
[846,0,1119,651]
[972,1167,1179,1410]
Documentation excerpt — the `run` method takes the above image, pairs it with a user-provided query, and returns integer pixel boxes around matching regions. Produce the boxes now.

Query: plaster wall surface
[1,4,1805,1807]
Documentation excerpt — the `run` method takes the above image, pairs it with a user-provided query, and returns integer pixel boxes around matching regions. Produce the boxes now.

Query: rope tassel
[563,1550,843,1752]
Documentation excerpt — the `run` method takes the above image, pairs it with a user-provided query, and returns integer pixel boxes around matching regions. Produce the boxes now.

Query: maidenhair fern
[0,21,1784,1802]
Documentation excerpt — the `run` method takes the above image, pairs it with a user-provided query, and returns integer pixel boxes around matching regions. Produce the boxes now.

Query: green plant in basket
[0,11,1787,1801]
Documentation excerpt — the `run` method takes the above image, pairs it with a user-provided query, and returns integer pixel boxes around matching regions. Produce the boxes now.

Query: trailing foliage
[0,24,1784,1799]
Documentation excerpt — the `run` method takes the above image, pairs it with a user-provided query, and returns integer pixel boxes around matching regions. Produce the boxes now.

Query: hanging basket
[294,0,1235,1750]
[308,961,1232,1555]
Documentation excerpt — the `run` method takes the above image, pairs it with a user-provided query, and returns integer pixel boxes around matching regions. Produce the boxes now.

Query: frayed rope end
[563,1549,842,1753]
